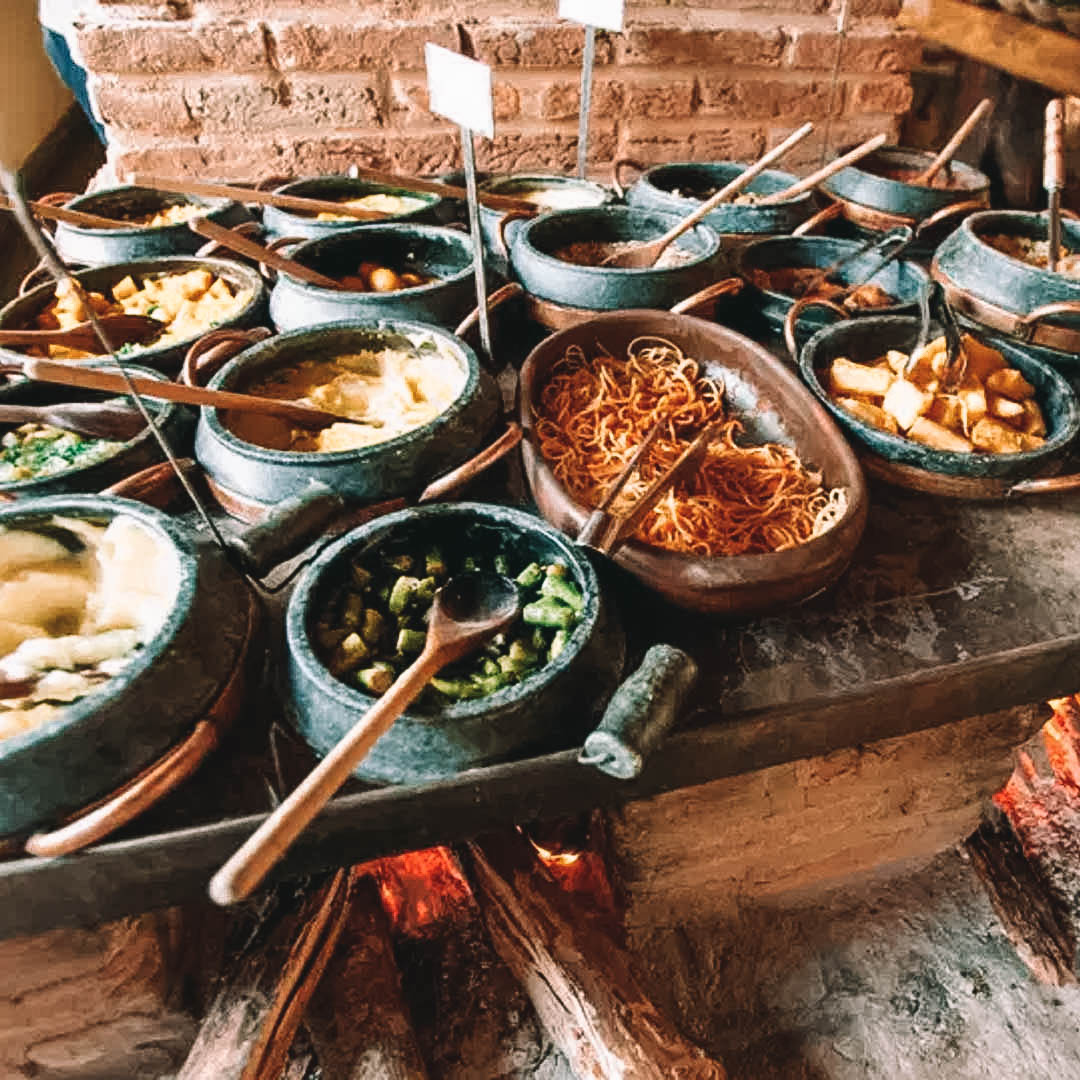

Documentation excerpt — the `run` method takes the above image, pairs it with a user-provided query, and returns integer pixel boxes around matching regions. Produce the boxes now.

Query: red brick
[463,22,614,67]
[787,27,922,73]
[477,124,619,174]
[111,139,284,182]
[662,0,827,8]
[271,21,456,72]
[625,77,696,120]
[618,122,766,166]
[92,77,197,134]
[698,75,845,120]
[535,78,624,121]
[848,76,914,115]
[766,113,902,170]
[839,0,903,16]
[618,26,787,68]
[77,20,269,74]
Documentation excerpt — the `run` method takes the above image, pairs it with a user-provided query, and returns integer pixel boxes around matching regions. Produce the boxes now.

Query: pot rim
[516,206,721,278]
[287,500,601,721]
[279,223,475,297]
[961,209,1080,289]
[0,494,199,761]
[0,256,267,366]
[823,144,990,196]
[200,318,483,466]
[519,308,867,585]
[269,176,442,223]
[799,314,1080,475]
[59,185,234,237]
[634,160,813,206]
[0,364,179,495]
[480,171,612,198]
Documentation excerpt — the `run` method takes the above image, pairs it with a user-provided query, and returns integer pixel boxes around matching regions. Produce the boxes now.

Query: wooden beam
[304,875,430,1080]
[899,0,1080,97]
[460,831,727,1080]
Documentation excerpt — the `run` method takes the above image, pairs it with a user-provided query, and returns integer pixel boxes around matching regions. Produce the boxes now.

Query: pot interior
[482,174,610,209]
[852,147,988,192]
[274,177,441,219]
[645,162,800,201]
[65,187,219,230]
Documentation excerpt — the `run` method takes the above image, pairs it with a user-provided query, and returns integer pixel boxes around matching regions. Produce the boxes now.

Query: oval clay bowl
[262,176,443,240]
[286,501,608,784]
[823,145,990,220]
[55,186,250,266]
[194,320,500,508]
[269,224,476,333]
[0,364,190,499]
[799,315,1080,488]
[520,309,868,615]
[510,206,722,312]
[625,161,813,236]
[0,257,268,375]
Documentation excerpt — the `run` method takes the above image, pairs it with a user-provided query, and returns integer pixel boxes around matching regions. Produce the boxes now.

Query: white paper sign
[425,44,494,137]
[559,0,625,31]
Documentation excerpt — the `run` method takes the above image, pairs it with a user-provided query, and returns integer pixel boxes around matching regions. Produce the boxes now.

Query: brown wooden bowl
[519,309,869,616]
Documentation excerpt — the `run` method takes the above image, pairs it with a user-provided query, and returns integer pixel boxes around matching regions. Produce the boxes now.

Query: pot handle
[611,157,645,200]
[256,235,306,285]
[914,198,988,237]
[418,421,524,504]
[454,281,524,346]
[100,457,200,509]
[228,481,347,579]
[1016,301,1080,341]
[32,191,80,236]
[181,326,273,387]
[494,209,535,261]
[669,277,744,318]
[25,720,222,857]
[255,173,293,192]
[1008,472,1080,497]
[783,296,850,364]
[194,219,263,260]
[792,200,845,237]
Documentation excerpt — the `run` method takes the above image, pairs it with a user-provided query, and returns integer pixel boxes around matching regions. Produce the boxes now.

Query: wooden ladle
[208,570,522,905]
[914,98,993,187]
[599,122,816,269]
[19,356,370,430]
[0,401,147,441]
[0,313,166,353]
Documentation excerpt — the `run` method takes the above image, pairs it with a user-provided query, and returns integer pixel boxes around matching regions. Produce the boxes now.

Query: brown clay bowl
[519,309,869,615]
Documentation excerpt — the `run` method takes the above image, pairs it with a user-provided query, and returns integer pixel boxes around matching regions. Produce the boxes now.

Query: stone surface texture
[72,1,921,180]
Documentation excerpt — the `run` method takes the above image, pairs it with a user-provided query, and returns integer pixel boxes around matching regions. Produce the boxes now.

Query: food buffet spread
[2,80,1080,935]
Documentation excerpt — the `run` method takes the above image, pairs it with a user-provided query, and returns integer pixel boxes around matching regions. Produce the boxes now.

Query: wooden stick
[758,132,889,205]
[21,356,354,429]
[346,166,539,213]
[0,193,130,231]
[188,217,346,290]
[917,98,994,184]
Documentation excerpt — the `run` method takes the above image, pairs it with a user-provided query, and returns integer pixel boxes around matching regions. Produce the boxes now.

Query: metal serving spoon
[0,313,165,353]
[0,401,147,441]
[208,570,521,905]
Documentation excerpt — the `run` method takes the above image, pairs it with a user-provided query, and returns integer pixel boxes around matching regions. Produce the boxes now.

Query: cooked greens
[0,424,123,484]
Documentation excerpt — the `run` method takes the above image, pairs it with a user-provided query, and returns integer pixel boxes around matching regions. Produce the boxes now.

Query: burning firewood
[460,829,728,1080]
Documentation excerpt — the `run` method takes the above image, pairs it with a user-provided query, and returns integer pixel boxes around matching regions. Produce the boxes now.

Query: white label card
[425,44,494,138]
[558,0,625,31]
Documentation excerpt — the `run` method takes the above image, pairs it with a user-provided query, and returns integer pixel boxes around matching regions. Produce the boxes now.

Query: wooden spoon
[757,133,888,206]
[208,570,521,905]
[915,98,993,187]
[0,401,147,441]
[19,356,373,430]
[0,194,131,231]
[0,313,165,353]
[599,122,816,269]
[187,218,346,291]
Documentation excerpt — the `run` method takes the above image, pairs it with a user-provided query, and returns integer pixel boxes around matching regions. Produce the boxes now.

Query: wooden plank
[899,0,1080,97]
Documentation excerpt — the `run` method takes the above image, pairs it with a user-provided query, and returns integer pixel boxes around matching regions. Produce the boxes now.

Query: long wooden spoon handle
[208,647,446,905]
[346,166,537,212]
[917,98,993,185]
[188,218,344,291]
[0,194,129,231]
[21,357,344,427]
[655,122,815,247]
[758,132,888,206]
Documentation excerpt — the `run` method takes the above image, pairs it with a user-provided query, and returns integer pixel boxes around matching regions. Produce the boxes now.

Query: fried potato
[927,395,964,432]
[111,275,138,301]
[836,397,899,434]
[970,417,1029,454]
[884,349,910,375]
[882,379,934,431]
[985,368,1035,401]
[961,334,1007,381]
[988,394,1025,423]
[956,377,988,430]
[1020,398,1047,437]
[829,357,895,399]
[908,416,974,453]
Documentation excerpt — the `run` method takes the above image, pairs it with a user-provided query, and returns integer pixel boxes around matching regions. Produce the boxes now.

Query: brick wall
[77,1,921,182]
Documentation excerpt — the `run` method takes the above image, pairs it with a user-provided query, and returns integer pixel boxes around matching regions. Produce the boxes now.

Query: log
[460,831,727,1080]
[177,869,352,1080]
[304,875,430,1080]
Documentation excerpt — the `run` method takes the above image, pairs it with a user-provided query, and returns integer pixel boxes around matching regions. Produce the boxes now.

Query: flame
[363,847,474,937]
[529,839,584,867]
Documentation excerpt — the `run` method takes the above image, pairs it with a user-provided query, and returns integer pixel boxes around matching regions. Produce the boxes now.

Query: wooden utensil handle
[346,166,536,212]
[759,132,888,206]
[419,422,524,503]
[208,647,446,905]
[22,356,342,427]
[1045,99,1066,191]
[918,98,993,185]
[0,193,129,231]
[188,218,344,291]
